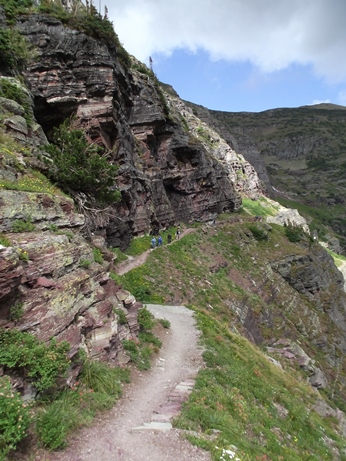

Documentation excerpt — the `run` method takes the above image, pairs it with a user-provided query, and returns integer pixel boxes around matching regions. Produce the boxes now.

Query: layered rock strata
[16,13,261,245]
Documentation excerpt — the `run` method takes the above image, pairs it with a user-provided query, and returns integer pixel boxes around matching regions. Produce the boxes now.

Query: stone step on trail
[131,379,196,432]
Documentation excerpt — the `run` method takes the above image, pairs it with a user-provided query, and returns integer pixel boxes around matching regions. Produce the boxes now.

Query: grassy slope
[114,211,346,461]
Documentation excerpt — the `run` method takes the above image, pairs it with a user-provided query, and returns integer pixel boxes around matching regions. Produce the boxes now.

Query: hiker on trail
[157,235,163,246]
[176,228,181,239]
[151,237,157,249]
[167,234,172,244]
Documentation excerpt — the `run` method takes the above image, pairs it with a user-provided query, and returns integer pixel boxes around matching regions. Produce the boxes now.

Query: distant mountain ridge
[185,99,346,252]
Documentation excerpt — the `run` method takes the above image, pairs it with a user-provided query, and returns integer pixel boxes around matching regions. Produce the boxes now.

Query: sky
[105,0,346,113]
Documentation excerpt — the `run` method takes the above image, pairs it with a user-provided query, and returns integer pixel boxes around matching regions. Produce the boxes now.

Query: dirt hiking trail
[115,229,195,275]
[44,304,210,461]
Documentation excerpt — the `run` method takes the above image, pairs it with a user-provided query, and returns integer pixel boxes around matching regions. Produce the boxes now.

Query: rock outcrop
[16,13,261,245]
[272,244,346,335]
[0,224,140,364]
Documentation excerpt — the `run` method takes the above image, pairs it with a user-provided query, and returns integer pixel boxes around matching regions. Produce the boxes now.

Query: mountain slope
[186,102,346,251]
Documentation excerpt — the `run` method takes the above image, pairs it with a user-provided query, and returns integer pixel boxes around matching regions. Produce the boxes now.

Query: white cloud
[311,99,331,105]
[107,0,346,83]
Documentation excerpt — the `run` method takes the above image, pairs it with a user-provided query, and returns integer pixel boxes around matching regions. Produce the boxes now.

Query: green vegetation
[137,306,155,331]
[276,196,346,248]
[158,318,171,329]
[0,0,33,25]
[12,216,35,232]
[241,196,278,218]
[284,224,303,242]
[195,103,346,252]
[45,119,120,204]
[37,0,130,67]
[18,247,29,261]
[0,327,130,454]
[36,361,130,450]
[125,235,153,256]
[111,266,165,303]
[0,78,32,124]
[131,62,170,117]
[0,234,11,247]
[248,224,268,241]
[175,311,344,461]
[122,307,161,370]
[111,247,128,264]
[0,28,30,71]
[113,308,127,325]
[0,329,70,392]
[79,259,91,269]
[0,170,64,195]
[0,0,130,69]
[9,301,24,321]
[92,247,104,264]
[327,249,346,268]
[0,376,31,461]
[125,228,177,256]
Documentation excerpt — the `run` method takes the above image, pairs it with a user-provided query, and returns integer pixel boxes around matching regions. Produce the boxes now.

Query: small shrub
[132,285,152,302]
[12,217,35,233]
[18,248,29,261]
[0,376,32,461]
[122,339,140,363]
[0,0,33,25]
[0,329,70,392]
[113,308,127,325]
[79,259,91,269]
[137,307,154,331]
[0,234,11,247]
[158,318,171,329]
[45,119,120,204]
[249,225,268,242]
[92,247,103,264]
[9,302,24,321]
[79,360,129,395]
[0,28,30,71]
[138,331,162,348]
[36,398,79,450]
[0,79,32,125]
[136,345,153,370]
[284,225,302,243]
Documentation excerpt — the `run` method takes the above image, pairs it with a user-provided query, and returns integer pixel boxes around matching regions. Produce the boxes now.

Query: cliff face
[184,101,274,196]
[16,13,262,248]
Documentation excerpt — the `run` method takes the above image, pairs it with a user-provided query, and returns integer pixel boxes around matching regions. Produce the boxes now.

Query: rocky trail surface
[39,304,210,461]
